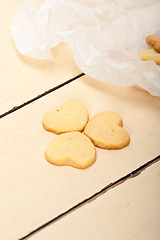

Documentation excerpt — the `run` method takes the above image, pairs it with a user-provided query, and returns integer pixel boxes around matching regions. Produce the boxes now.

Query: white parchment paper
[11,0,160,96]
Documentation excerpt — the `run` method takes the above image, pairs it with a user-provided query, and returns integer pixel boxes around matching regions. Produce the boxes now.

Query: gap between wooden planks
[0,73,84,119]
[28,157,160,240]
[22,155,160,240]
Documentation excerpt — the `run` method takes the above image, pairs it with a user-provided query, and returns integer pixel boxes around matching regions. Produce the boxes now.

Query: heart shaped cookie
[45,131,96,169]
[42,99,89,134]
[140,48,160,65]
[84,111,130,149]
[146,35,160,53]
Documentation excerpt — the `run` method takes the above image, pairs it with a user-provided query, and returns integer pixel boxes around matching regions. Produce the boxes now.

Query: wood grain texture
[0,0,81,115]
[0,75,160,239]
[30,160,160,240]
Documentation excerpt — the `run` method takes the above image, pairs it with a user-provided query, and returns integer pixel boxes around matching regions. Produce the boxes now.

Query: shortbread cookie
[45,131,96,169]
[42,99,89,134]
[146,35,160,53]
[84,112,130,149]
[140,49,160,65]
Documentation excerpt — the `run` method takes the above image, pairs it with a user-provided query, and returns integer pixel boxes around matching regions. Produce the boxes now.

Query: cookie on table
[45,131,96,169]
[146,35,160,53]
[140,48,160,65]
[84,111,130,150]
[42,99,89,134]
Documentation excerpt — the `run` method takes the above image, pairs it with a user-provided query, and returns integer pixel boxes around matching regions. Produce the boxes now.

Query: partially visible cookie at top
[42,99,89,134]
[84,111,130,150]
[146,35,160,53]
[140,48,160,65]
[45,131,96,169]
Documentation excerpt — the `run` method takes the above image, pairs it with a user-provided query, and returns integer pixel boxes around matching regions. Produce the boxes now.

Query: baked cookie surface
[84,111,130,150]
[45,131,96,169]
[146,35,160,53]
[42,99,89,134]
[141,48,160,65]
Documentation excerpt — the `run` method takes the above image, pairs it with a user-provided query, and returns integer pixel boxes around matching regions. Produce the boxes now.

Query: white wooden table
[0,1,160,240]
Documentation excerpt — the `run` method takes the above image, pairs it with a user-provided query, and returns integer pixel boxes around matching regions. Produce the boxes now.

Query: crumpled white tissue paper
[11,0,160,96]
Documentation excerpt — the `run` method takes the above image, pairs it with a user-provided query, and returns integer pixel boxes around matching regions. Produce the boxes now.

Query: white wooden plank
[30,160,160,240]
[0,0,81,115]
[0,75,160,239]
